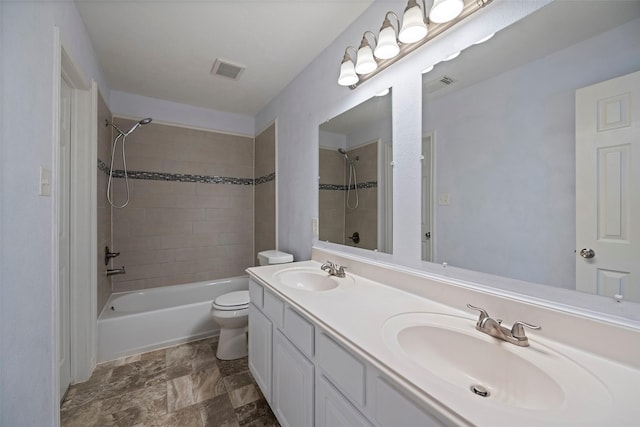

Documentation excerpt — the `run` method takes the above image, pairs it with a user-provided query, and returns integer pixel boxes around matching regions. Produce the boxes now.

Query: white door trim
[421,131,435,262]
[54,28,98,405]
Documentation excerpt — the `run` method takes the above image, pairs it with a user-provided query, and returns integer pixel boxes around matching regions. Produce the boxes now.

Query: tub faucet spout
[106,266,126,276]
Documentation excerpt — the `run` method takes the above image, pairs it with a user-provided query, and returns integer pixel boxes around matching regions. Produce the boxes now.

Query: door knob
[425,232,431,239]
[579,248,595,259]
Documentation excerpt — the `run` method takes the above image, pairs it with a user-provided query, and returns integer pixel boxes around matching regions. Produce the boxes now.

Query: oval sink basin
[383,313,611,415]
[274,268,352,291]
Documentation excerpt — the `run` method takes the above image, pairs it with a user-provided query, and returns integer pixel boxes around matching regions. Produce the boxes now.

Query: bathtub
[98,276,248,362]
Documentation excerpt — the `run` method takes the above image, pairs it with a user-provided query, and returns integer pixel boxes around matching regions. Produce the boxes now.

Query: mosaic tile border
[319,181,378,191]
[98,160,275,186]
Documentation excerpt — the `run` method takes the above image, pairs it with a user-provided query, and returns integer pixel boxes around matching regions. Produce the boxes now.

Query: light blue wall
[424,18,640,288]
[255,0,549,262]
[110,90,255,136]
[0,1,109,425]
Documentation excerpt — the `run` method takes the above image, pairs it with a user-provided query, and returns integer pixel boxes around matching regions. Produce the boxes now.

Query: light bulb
[355,45,377,75]
[429,0,464,24]
[399,4,428,44]
[374,26,400,59]
[338,59,358,86]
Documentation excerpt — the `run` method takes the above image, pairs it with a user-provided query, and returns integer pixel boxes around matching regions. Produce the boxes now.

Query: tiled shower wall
[319,148,346,244]
[109,118,254,292]
[344,142,377,250]
[97,92,112,313]
[254,123,276,262]
[319,143,378,250]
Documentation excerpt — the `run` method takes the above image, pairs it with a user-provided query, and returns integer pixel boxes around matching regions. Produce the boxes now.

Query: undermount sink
[382,312,612,416]
[274,267,352,291]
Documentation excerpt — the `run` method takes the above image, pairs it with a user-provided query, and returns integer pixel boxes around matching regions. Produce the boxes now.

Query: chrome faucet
[320,261,347,278]
[467,304,540,347]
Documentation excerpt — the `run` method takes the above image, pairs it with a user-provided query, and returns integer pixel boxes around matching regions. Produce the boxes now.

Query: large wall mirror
[421,1,640,301]
[319,89,393,253]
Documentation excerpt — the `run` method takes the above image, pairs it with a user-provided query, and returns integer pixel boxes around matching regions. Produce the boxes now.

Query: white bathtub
[98,276,248,362]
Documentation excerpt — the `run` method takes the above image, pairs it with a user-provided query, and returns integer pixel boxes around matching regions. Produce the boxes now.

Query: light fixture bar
[345,0,492,89]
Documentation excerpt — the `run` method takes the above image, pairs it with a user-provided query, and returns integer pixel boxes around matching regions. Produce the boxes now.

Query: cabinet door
[370,374,446,427]
[317,375,372,427]
[273,330,314,427]
[248,304,272,402]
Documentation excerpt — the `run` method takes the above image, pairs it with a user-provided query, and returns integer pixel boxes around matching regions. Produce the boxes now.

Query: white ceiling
[76,0,374,116]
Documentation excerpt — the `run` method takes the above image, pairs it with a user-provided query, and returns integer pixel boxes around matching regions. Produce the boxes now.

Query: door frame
[53,28,98,404]
[422,131,435,262]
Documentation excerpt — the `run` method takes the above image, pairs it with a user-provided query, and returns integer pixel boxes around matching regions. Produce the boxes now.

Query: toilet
[211,250,293,360]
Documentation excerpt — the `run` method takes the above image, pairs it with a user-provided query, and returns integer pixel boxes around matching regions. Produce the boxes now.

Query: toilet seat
[213,290,250,311]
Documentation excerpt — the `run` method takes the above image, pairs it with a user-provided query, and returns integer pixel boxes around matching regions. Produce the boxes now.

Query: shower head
[337,148,347,155]
[106,118,152,136]
[123,117,153,136]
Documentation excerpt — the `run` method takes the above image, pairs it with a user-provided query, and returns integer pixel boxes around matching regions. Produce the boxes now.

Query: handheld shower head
[106,118,152,137]
[124,117,153,136]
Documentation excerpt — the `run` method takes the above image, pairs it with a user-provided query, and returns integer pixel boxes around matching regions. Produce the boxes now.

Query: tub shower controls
[105,246,120,266]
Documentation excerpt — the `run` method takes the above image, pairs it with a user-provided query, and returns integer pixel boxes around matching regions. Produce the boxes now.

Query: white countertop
[248,260,640,427]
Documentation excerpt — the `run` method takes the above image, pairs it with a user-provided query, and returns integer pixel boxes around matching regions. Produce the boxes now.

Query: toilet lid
[213,290,249,309]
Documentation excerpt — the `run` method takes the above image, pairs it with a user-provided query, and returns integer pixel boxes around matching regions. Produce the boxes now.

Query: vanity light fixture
[375,12,401,59]
[429,0,465,24]
[338,0,493,88]
[399,0,429,43]
[355,31,378,74]
[338,47,359,87]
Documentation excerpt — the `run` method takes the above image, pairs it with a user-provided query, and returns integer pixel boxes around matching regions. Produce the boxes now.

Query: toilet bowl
[211,290,250,360]
[211,250,293,360]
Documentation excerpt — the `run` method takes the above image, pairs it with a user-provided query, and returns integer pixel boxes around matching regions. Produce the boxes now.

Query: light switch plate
[39,167,52,196]
[312,218,319,237]
[438,193,450,206]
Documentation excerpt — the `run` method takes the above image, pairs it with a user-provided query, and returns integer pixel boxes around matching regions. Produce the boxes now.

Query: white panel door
[576,70,640,301]
[59,77,72,398]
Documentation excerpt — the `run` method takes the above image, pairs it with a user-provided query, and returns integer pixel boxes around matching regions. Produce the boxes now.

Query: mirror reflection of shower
[105,117,153,208]
[338,148,359,209]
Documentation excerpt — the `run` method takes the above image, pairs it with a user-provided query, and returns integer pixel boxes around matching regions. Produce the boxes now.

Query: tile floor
[60,337,279,426]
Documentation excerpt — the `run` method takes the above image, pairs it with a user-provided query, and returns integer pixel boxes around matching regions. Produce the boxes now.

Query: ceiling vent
[210,58,245,81]
[424,75,456,93]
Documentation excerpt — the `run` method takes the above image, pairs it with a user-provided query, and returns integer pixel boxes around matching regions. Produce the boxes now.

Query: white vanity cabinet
[248,278,449,427]
[249,279,315,426]
[248,303,272,401]
[273,330,315,427]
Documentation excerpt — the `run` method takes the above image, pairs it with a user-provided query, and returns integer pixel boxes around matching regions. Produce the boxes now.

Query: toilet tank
[257,250,294,266]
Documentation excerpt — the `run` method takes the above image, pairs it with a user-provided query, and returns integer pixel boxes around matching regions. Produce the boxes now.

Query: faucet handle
[511,321,541,340]
[466,304,490,325]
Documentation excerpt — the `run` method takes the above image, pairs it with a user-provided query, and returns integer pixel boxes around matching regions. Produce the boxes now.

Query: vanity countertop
[247,259,640,427]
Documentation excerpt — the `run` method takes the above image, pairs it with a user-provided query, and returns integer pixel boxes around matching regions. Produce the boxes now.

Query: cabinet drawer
[317,332,366,407]
[284,306,315,358]
[249,279,264,308]
[263,289,284,328]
